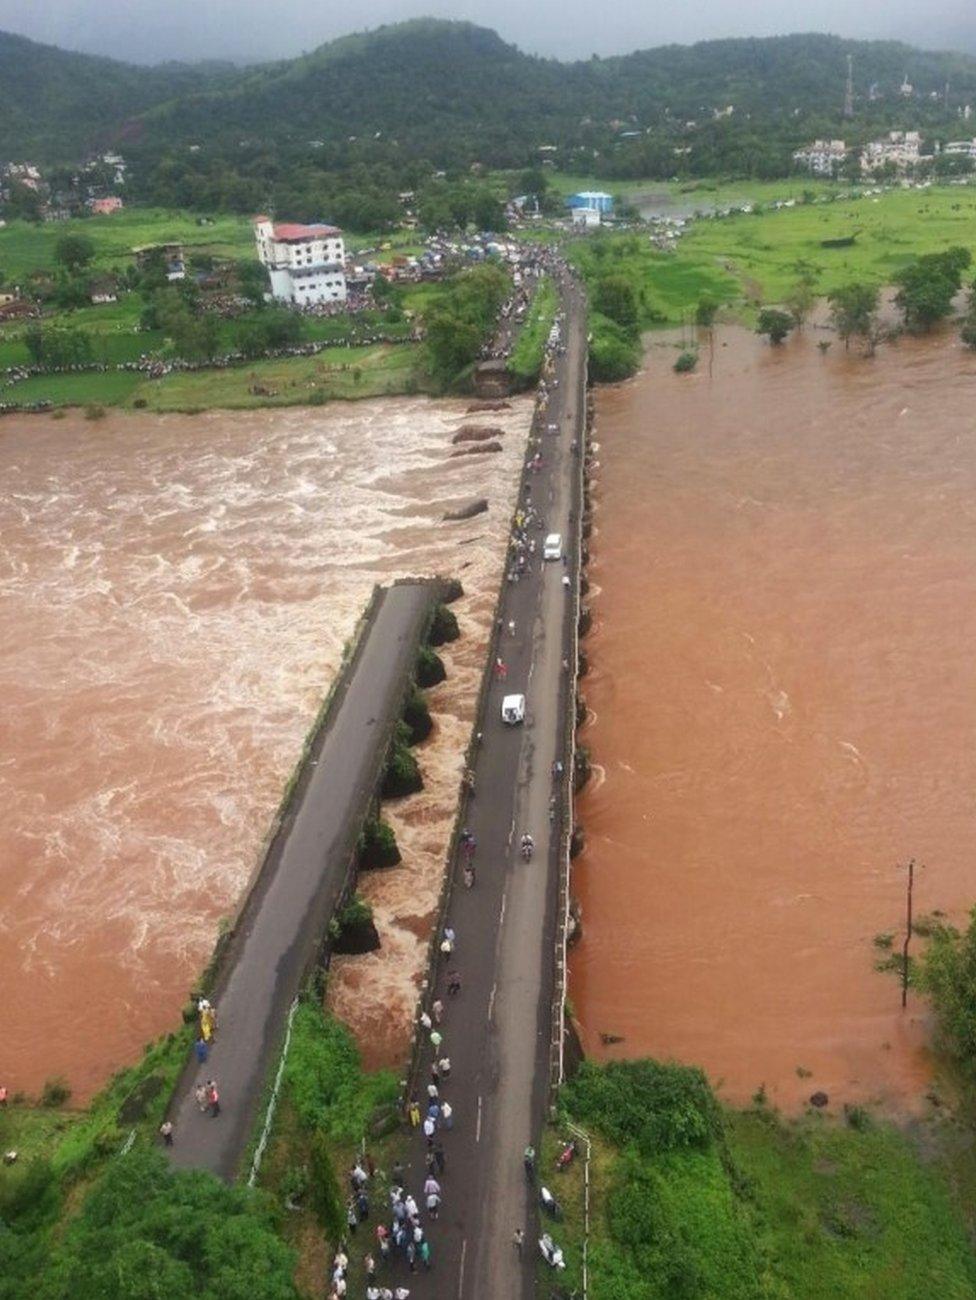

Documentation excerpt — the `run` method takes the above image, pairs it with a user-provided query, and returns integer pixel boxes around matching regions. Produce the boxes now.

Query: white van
[501,693,526,725]
[543,533,563,561]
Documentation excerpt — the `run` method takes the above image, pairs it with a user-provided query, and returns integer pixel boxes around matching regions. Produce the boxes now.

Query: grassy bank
[254,996,401,1296]
[544,1059,976,1299]
[507,276,557,386]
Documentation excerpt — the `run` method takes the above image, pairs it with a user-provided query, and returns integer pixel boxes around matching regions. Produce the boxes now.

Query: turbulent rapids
[0,396,531,1098]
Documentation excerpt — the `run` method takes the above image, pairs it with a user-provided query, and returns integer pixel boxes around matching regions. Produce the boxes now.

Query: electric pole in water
[901,858,916,1009]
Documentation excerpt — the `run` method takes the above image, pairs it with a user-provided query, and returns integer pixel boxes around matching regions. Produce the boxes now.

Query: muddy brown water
[0,398,530,1099]
[570,325,976,1112]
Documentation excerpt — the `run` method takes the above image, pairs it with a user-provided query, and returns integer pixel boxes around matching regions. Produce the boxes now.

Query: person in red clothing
[207,1080,220,1117]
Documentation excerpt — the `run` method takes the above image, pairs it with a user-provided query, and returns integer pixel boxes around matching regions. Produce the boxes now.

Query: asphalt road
[166,580,436,1181]
[399,268,587,1298]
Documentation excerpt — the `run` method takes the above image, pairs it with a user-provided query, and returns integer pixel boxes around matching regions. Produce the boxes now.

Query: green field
[545,171,838,207]
[684,183,976,303]
[0,208,255,279]
[569,183,976,327]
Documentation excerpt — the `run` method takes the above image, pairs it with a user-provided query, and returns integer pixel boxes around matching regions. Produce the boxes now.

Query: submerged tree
[895,246,971,334]
[828,282,880,353]
[756,307,794,345]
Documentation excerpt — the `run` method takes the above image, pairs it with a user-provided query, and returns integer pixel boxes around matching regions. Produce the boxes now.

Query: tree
[54,234,96,274]
[918,907,976,1069]
[694,296,718,328]
[895,247,972,333]
[756,307,794,345]
[828,282,880,351]
[593,275,638,333]
[785,277,817,328]
[38,1148,297,1299]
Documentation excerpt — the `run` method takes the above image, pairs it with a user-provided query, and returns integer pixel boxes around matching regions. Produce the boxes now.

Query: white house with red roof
[253,216,347,306]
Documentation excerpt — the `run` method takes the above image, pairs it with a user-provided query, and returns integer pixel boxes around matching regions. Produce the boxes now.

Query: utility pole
[901,858,916,1009]
[843,54,854,121]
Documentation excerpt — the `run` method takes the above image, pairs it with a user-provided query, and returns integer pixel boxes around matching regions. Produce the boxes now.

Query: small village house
[90,196,123,215]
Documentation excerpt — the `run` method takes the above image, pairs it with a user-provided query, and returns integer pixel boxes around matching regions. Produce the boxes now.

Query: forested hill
[0,31,236,160]
[6,20,976,167]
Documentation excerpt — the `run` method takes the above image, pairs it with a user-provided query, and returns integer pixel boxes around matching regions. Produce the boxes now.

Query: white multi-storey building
[253,216,346,306]
[860,131,924,174]
[943,138,976,159]
[793,139,848,175]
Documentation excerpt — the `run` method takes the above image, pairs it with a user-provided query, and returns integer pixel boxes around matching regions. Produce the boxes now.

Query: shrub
[40,1148,296,1298]
[402,684,433,744]
[917,907,976,1069]
[283,1002,397,1143]
[589,310,641,382]
[564,1059,721,1156]
[416,645,446,687]
[673,350,698,373]
[40,1076,72,1108]
[427,603,460,646]
[358,816,401,869]
[382,723,423,797]
[83,404,106,420]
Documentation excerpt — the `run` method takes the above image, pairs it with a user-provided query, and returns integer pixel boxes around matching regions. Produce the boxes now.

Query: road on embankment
[167,580,438,1181]
[406,266,587,1298]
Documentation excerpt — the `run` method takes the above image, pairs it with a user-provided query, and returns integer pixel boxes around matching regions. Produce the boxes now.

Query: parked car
[543,533,563,561]
[501,693,526,725]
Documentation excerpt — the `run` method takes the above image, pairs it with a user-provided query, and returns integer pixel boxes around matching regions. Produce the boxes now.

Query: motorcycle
[539,1186,563,1220]
[555,1139,578,1172]
[538,1234,566,1270]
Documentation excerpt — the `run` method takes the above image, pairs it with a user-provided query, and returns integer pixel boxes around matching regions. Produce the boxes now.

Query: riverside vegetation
[542,906,976,1299]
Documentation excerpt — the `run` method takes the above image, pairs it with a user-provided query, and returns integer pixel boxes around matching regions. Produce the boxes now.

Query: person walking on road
[441,1100,453,1130]
[433,1141,446,1172]
[429,1029,442,1052]
[463,863,475,888]
[494,657,507,680]
[206,1081,220,1118]
[408,1097,421,1128]
[447,970,461,997]
[159,1120,174,1147]
[508,618,516,637]
[194,1083,208,1113]
[513,1227,524,1256]
[438,1055,451,1081]
[431,998,443,1025]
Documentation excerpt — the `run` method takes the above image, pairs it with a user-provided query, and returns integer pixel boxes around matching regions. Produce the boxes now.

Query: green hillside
[6,21,976,170]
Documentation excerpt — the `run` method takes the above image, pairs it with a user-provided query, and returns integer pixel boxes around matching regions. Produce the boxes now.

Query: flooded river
[1,397,530,1099]
[571,326,976,1111]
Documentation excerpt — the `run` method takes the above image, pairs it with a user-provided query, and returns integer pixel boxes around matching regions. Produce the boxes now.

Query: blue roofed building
[566,190,614,214]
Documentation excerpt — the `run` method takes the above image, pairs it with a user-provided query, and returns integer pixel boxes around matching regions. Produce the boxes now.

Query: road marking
[476,1095,483,1143]
[499,889,507,927]
[487,980,497,1022]
[458,1239,466,1298]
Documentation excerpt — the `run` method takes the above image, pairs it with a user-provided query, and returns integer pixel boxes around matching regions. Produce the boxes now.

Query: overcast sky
[2,0,975,64]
